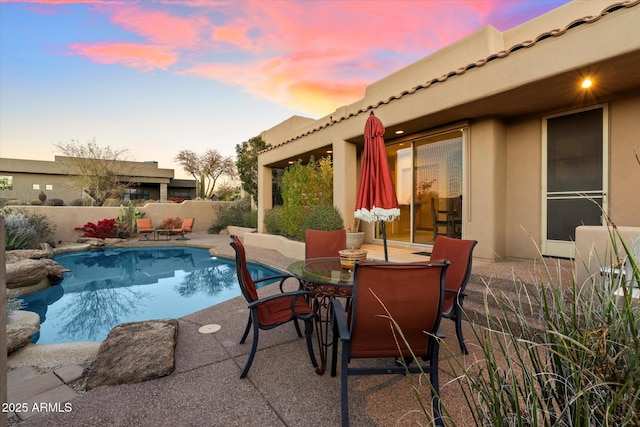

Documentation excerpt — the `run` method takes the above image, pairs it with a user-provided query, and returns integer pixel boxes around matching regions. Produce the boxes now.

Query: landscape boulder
[5,257,68,294]
[86,319,179,390]
[7,310,40,354]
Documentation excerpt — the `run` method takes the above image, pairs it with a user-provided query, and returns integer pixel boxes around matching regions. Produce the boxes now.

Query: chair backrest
[305,229,347,259]
[230,236,259,304]
[182,218,195,232]
[136,218,153,231]
[430,236,478,312]
[349,260,448,359]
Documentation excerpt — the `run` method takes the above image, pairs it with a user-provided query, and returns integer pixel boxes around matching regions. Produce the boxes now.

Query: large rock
[7,311,40,354]
[6,243,54,260]
[6,259,48,289]
[86,319,179,390]
[5,257,68,290]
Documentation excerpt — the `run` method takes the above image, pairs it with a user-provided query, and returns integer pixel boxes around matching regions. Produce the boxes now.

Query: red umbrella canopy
[354,112,400,223]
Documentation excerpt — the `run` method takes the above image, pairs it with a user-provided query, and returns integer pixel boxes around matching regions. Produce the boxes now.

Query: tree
[175,149,237,199]
[235,136,270,203]
[54,138,131,206]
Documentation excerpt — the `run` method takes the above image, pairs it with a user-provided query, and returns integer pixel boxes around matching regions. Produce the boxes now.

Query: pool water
[20,246,281,344]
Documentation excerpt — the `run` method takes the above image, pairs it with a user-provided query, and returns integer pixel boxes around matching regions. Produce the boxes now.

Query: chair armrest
[331,299,351,342]
[254,274,303,292]
[246,290,311,309]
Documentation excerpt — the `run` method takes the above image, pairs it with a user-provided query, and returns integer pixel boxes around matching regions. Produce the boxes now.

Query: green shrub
[281,156,333,240]
[264,206,286,235]
[5,199,24,206]
[302,205,344,238]
[209,198,255,233]
[44,198,64,206]
[29,199,43,205]
[3,208,55,249]
[69,198,85,206]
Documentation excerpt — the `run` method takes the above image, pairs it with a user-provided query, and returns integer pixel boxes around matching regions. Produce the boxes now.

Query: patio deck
[7,232,574,426]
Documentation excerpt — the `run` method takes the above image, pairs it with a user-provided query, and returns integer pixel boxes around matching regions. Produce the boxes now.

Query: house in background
[0,156,196,204]
[257,0,640,260]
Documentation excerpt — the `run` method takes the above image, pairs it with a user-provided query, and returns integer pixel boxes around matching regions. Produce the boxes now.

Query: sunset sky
[0,0,571,179]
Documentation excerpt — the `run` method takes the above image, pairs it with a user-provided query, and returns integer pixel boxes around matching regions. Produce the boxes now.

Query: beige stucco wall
[505,117,544,259]
[609,91,640,226]
[5,200,224,243]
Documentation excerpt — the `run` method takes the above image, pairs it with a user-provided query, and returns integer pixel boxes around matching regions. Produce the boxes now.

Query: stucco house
[0,156,196,204]
[256,0,640,261]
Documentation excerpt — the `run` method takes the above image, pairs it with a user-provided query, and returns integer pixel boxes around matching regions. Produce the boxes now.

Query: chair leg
[240,313,260,378]
[340,342,350,427]
[430,346,444,427]
[240,316,252,344]
[304,319,318,368]
[293,318,303,337]
[454,308,468,355]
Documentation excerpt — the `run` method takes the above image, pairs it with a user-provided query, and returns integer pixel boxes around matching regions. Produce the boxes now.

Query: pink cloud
[18,0,567,114]
[105,5,208,49]
[68,42,178,71]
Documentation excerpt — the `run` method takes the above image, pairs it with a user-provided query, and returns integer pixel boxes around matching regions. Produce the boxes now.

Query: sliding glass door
[383,130,464,245]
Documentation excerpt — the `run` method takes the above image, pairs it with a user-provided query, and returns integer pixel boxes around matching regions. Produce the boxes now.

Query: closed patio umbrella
[355,111,400,261]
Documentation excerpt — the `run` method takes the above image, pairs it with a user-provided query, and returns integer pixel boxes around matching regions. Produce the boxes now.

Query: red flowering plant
[159,217,182,230]
[75,218,128,239]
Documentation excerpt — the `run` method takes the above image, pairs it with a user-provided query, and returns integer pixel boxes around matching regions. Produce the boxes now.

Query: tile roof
[261,0,639,154]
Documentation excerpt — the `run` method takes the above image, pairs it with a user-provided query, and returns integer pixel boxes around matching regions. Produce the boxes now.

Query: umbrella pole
[381,221,389,261]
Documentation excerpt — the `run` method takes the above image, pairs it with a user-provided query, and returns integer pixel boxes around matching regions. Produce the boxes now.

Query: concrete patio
[6,232,574,426]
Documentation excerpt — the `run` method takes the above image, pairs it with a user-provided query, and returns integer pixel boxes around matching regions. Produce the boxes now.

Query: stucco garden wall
[6,200,227,244]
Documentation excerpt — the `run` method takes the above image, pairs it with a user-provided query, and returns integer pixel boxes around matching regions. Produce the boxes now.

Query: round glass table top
[287,257,354,287]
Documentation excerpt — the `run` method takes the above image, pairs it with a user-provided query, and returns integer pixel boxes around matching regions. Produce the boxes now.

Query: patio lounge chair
[305,229,347,259]
[136,218,154,241]
[171,217,194,240]
[331,260,449,427]
[230,235,318,378]
[430,236,478,354]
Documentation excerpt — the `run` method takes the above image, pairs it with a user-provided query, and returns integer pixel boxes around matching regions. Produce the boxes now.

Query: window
[0,175,12,190]
[124,188,150,201]
[46,184,53,190]
[32,184,40,190]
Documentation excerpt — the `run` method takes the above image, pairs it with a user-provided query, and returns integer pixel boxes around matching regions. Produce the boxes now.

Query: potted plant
[346,219,365,249]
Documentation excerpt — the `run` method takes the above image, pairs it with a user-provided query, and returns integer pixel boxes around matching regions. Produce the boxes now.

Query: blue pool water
[20,246,281,344]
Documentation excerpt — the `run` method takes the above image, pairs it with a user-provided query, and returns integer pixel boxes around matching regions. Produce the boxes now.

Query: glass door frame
[382,125,468,246]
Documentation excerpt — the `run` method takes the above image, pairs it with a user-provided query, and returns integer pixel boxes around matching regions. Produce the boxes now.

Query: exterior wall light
[581,77,593,89]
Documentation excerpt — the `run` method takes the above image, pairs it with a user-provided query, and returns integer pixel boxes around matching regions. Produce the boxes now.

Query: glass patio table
[287,257,353,375]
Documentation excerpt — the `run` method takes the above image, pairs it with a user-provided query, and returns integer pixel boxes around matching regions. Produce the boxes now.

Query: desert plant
[302,204,344,237]
[264,205,286,236]
[38,191,47,203]
[102,197,121,207]
[3,208,55,249]
[159,217,182,229]
[6,295,23,318]
[444,227,640,426]
[29,199,43,205]
[209,198,256,233]
[117,201,143,238]
[44,198,64,206]
[75,218,126,239]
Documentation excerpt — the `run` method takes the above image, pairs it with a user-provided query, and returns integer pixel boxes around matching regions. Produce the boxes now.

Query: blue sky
[0,0,571,179]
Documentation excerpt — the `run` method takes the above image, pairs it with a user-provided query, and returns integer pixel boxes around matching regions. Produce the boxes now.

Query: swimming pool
[20,246,281,344]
